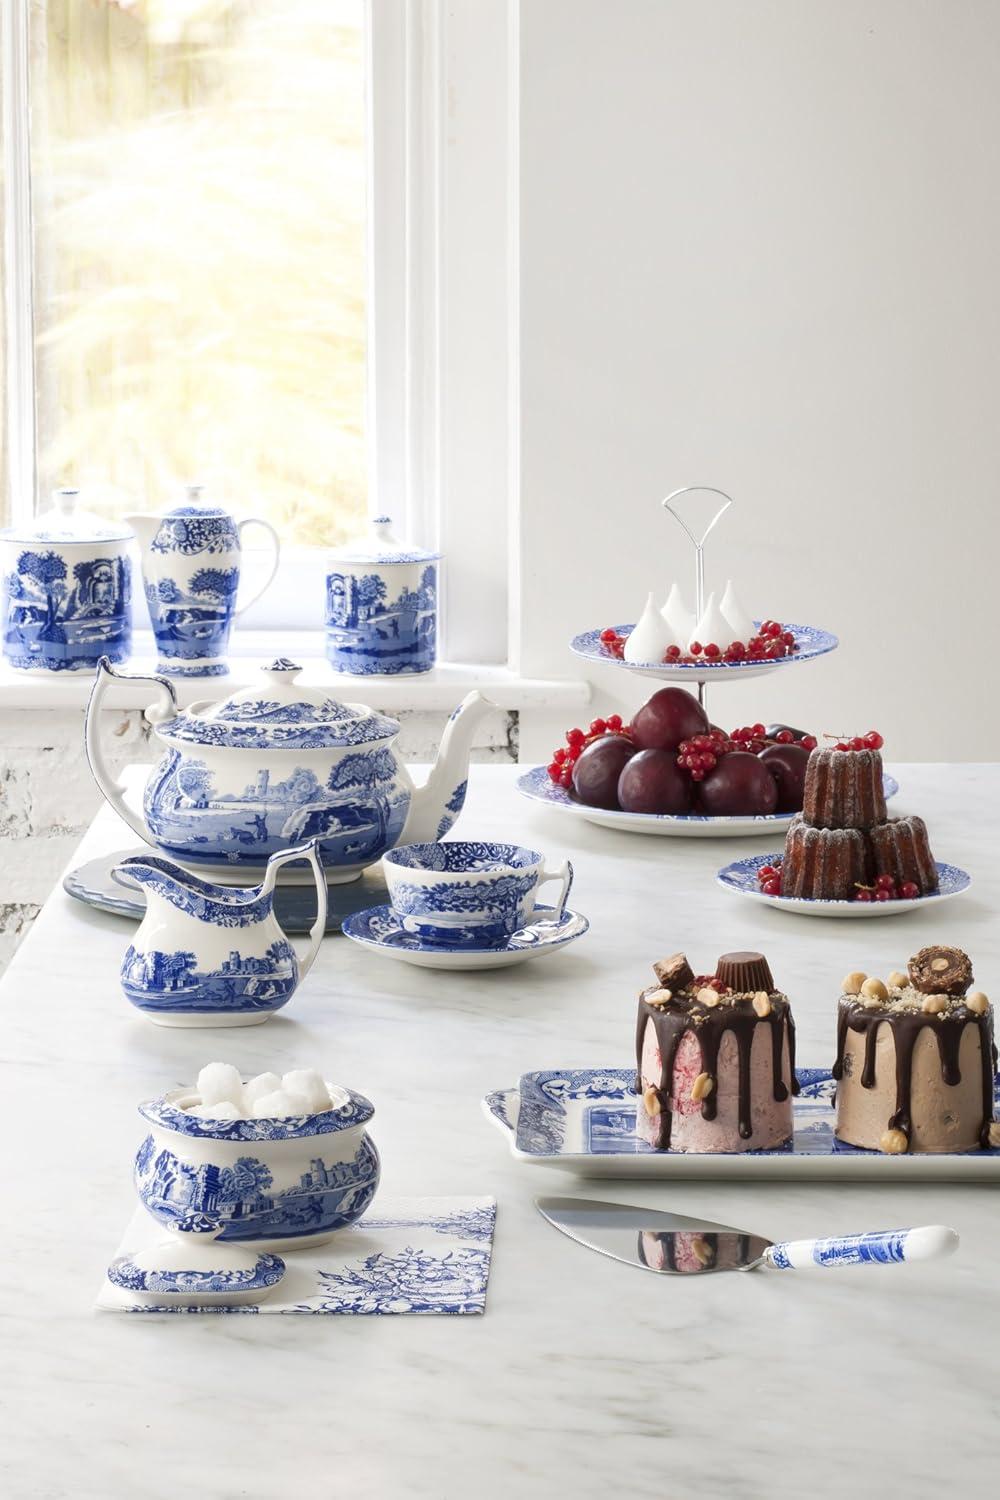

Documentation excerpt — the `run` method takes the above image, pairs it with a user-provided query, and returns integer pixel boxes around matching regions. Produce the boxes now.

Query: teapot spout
[401,691,496,844]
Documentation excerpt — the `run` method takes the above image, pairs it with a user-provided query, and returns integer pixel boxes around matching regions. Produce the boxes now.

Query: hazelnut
[752,991,772,1018]
[887,971,909,990]
[921,994,949,1015]
[988,1122,1000,1149]
[860,978,888,1001]
[697,987,720,1008]
[642,1086,661,1117]
[967,991,990,1016]
[690,1071,714,1102]
[842,971,867,996]
[931,956,950,973]
[880,1127,909,1155]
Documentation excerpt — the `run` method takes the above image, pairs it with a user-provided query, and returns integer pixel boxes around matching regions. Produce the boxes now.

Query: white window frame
[2,0,519,671]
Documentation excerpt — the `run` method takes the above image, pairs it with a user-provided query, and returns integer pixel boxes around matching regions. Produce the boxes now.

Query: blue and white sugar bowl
[128,485,280,678]
[0,487,133,673]
[325,514,440,675]
[135,1081,380,1251]
[116,840,328,1028]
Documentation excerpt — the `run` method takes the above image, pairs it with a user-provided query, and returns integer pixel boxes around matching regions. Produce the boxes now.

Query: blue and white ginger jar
[0,488,133,673]
[325,515,440,676]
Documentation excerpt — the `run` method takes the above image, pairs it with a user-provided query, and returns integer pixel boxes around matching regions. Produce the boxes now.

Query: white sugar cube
[196,1062,244,1108]
[251,1090,301,1119]
[281,1069,332,1113]
[188,1100,244,1121]
[244,1071,283,1108]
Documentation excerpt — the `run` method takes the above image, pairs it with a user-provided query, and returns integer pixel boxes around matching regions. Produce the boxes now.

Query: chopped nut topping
[690,1072,714,1102]
[880,1128,909,1155]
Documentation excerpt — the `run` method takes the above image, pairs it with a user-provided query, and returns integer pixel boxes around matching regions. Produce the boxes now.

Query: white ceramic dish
[569,621,838,684]
[341,903,590,970]
[516,765,899,840]
[717,854,971,917]
[482,1067,1000,1180]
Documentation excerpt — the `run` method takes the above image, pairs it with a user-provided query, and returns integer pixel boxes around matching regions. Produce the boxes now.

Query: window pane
[29,0,366,547]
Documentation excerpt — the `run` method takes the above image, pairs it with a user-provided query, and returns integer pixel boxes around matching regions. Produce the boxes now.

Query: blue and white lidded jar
[134,1084,380,1250]
[325,515,440,676]
[128,486,281,678]
[0,488,133,673]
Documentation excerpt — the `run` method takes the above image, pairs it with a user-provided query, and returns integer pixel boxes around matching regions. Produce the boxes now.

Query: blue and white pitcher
[129,487,280,677]
[116,840,327,1027]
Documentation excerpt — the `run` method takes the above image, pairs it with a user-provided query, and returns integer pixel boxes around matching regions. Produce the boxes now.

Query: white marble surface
[1,763,997,1499]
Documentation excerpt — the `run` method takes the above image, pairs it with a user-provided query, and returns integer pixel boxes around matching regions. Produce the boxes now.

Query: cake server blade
[535,1197,958,1276]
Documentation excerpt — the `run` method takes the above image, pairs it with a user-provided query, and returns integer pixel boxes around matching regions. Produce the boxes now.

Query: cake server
[535,1197,958,1275]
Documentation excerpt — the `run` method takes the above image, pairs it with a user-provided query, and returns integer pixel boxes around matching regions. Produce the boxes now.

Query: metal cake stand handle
[660,486,735,709]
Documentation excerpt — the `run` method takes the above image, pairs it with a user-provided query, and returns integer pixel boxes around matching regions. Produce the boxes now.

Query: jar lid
[107,1222,285,1300]
[163,659,399,750]
[0,487,133,545]
[329,514,441,565]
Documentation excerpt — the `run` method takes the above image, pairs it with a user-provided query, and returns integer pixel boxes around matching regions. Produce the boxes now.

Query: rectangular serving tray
[482,1067,1000,1180]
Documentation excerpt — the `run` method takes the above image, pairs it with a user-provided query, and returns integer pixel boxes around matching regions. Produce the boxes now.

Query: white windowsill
[0,630,591,713]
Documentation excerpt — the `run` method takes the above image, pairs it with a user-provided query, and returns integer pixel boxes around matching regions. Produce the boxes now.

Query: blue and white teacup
[382,840,574,948]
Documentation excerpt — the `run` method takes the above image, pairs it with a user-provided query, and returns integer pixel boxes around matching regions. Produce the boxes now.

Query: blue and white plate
[63,849,389,933]
[482,1067,1000,1180]
[517,764,899,840]
[341,903,590,970]
[717,853,972,917]
[570,621,838,684]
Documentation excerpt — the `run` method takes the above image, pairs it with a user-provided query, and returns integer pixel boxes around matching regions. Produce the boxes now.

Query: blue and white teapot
[86,657,493,881]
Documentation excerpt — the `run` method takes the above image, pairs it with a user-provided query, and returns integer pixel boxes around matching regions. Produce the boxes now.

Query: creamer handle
[85,657,175,844]
[261,839,328,978]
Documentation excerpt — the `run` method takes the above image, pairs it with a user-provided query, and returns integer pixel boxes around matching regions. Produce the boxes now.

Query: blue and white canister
[325,515,440,676]
[129,487,280,678]
[0,488,133,673]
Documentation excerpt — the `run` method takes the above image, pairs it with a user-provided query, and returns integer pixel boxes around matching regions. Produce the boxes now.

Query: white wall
[516,0,1000,760]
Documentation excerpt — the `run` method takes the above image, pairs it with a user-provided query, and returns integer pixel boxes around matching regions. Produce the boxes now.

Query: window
[3,0,517,665]
[13,0,367,547]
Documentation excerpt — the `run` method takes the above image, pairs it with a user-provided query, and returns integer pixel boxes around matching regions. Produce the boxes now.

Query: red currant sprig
[677,730,734,782]
[854,874,920,903]
[826,730,884,752]
[756,861,783,897]
[547,715,628,789]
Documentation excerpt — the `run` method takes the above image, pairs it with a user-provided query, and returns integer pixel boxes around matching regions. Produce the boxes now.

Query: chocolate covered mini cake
[802,746,887,830]
[634,950,798,1153]
[833,946,997,1153]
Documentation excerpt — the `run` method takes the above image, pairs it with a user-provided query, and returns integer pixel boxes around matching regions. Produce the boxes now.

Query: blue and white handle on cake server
[762,1225,958,1271]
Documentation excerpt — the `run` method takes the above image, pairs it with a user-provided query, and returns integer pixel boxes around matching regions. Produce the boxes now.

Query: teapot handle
[261,839,328,979]
[85,657,176,845]
[234,518,281,618]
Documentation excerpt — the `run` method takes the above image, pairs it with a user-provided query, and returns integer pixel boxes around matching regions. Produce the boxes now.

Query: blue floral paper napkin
[97,1196,496,1315]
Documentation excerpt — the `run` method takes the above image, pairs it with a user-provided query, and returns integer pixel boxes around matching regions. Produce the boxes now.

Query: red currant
[874,888,893,902]
[899,881,920,900]
[758,865,779,881]
[748,640,765,658]
[599,627,618,642]
[567,727,585,746]
[781,630,795,647]
[875,873,896,892]
[761,878,782,896]
[864,731,884,750]
[559,768,574,789]
[589,718,607,736]
[664,644,681,660]
[689,640,703,656]
[835,741,849,752]
[606,713,623,731]
[800,735,817,751]
[547,762,562,781]
[849,736,865,751]
[854,888,874,902]
[704,642,720,659]
[728,640,746,659]
[775,729,794,744]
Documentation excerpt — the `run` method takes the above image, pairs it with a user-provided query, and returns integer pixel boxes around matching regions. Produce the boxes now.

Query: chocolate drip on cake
[833,997,996,1149]
[634,984,798,1149]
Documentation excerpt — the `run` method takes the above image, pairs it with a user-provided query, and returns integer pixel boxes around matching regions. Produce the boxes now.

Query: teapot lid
[329,514,441,565]
[165,659,400,750]
[1,487,133,545]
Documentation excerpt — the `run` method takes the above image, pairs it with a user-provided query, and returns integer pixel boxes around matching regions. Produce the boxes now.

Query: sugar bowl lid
[0,487,133,545]
[330,514,441,565]
[164,659,399,750]
[107,1218,285,1306]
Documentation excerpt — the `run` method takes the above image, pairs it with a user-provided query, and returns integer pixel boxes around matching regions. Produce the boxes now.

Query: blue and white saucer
[717,853,972,918]
[341,903,590,970]
[570,620,838,684]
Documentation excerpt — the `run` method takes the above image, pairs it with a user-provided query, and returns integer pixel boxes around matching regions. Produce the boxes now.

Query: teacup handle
[261,840,328,979]
[533,860,574,921]
[234,517,281,617]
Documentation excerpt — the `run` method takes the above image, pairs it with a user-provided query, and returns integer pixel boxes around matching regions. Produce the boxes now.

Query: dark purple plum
[617,749,694,815]
[764,723,810,742]
[630,688,709,752]
[759,743,811,813]
[571,734,636,809]
[697,752,779,817]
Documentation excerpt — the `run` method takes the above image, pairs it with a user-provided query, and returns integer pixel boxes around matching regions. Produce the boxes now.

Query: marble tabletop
[1,763,997,1500]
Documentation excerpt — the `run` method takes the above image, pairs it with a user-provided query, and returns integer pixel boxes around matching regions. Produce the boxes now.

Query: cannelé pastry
[634,950,798,1152]
[833,946,998,1153]
[779,745,939,901]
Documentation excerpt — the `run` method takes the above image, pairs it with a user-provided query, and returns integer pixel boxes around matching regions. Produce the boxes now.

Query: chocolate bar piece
[653,953,694,991]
